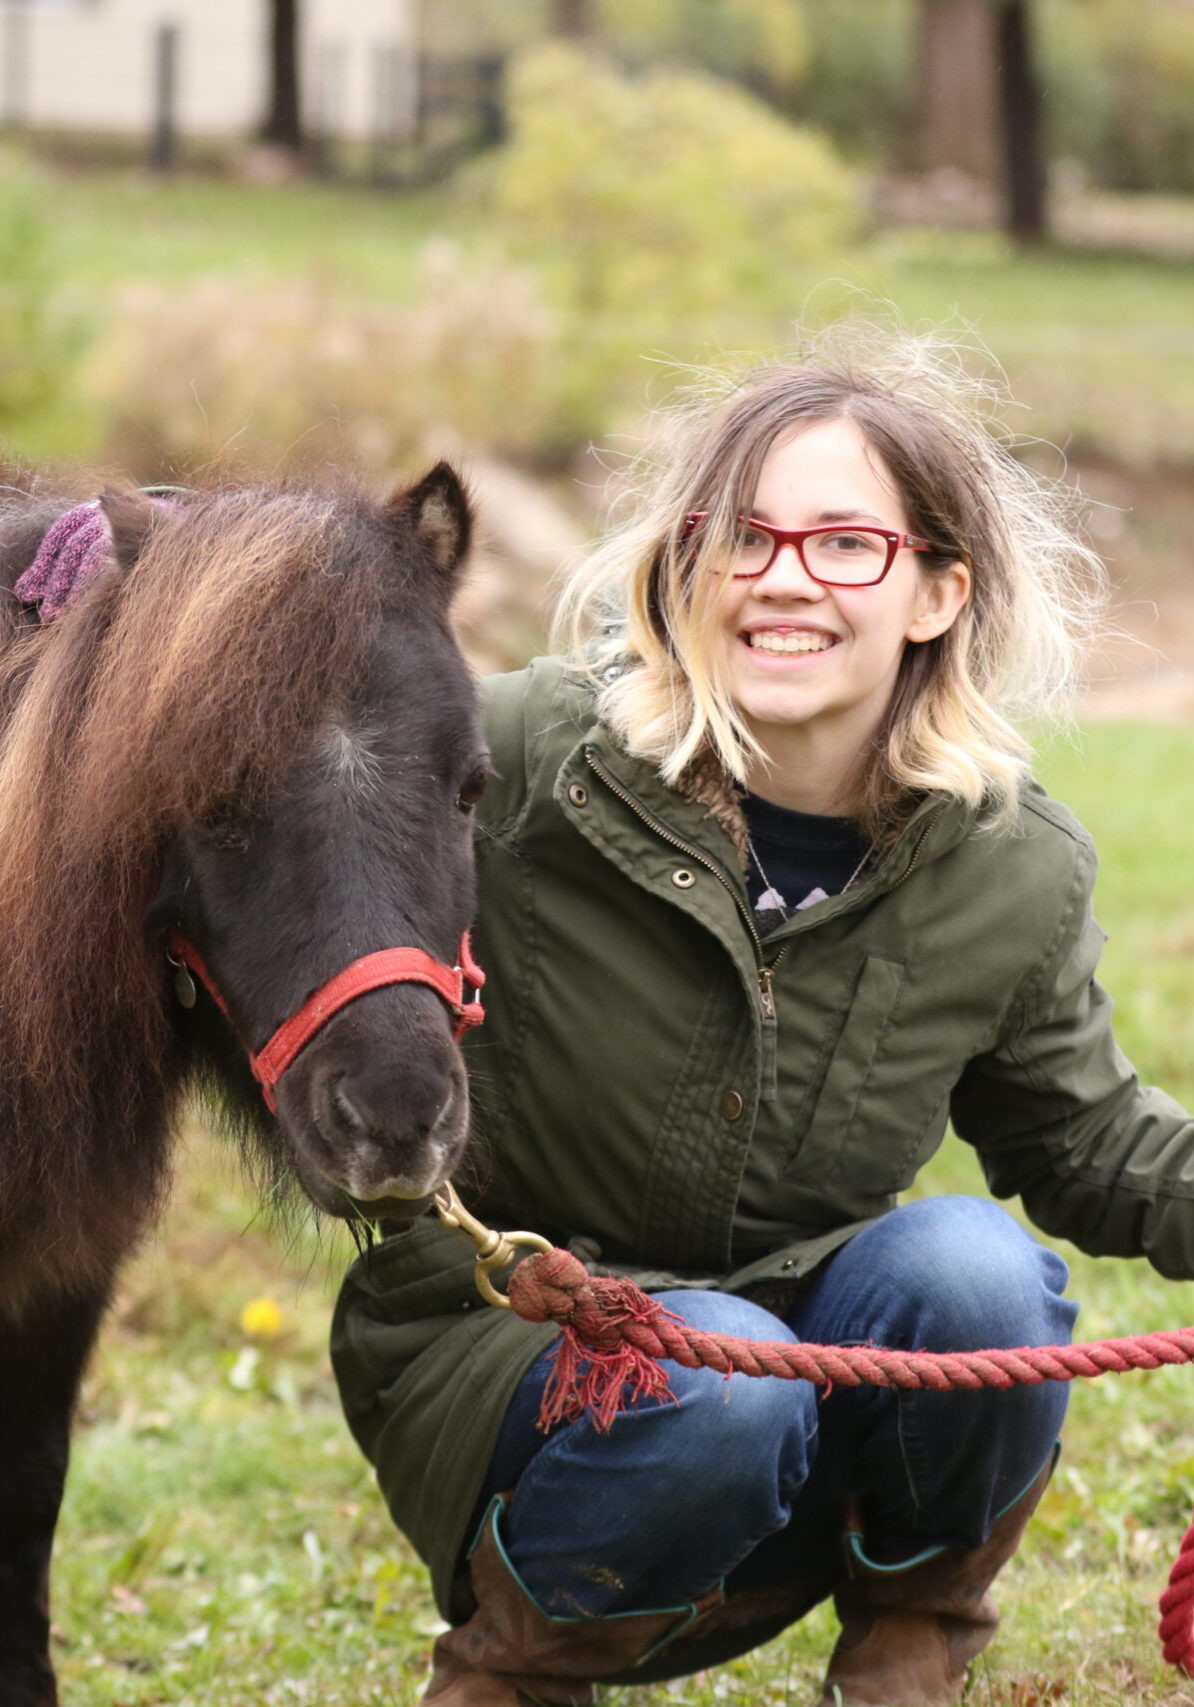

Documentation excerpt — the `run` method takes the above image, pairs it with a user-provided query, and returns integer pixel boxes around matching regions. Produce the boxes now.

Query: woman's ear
[905,560,972,644]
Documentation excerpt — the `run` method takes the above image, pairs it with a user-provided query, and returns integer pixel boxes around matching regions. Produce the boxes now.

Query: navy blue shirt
[742,792,870,925]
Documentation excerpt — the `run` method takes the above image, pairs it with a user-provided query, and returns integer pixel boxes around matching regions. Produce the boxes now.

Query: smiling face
[715,416,970,809]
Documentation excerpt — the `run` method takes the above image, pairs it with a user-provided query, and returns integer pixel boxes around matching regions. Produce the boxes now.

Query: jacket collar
[577,722,977,928]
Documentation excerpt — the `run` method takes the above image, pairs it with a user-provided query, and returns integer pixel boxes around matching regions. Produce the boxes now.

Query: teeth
[748,631,835,654]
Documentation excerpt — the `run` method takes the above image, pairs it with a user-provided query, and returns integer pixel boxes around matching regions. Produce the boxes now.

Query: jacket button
[671,868,696,889]
[719,1089,744,1121]
[568,783,588,807]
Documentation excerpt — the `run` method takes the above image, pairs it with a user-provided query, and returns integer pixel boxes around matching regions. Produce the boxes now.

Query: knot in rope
[506,1247,591,1325]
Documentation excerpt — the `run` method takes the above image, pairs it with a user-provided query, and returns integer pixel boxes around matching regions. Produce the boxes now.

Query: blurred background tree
[549,0,597,35]
[908,0,1045,240]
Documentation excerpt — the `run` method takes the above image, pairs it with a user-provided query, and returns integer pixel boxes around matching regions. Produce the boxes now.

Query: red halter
[167,932,485,1113]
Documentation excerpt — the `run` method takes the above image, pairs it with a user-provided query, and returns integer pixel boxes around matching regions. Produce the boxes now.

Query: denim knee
[497,1289,823,1614]
[632,1291,816,1503]
[851,1196,1076,1352]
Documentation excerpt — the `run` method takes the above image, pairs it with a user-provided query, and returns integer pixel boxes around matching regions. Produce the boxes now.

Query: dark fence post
[260,0,303,155]
[476,55,504,149]
[149,21,179,171]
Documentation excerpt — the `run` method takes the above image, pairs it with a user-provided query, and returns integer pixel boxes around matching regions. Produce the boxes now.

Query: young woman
[332,332,1194,1707]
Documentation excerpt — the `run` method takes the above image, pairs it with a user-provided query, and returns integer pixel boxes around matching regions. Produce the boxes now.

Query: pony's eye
[456,766,488,813]
[202,802,251,853]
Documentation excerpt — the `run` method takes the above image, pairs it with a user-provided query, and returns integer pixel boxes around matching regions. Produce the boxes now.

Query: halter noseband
[167,933,485,1113]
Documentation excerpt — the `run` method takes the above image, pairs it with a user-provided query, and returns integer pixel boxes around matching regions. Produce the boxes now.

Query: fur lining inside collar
[674,751,749,868]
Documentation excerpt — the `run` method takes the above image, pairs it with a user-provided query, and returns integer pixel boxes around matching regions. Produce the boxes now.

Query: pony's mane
[0,485,405,1212]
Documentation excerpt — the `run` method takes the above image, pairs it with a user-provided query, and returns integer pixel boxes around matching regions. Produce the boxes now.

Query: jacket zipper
[583,746,789,1016]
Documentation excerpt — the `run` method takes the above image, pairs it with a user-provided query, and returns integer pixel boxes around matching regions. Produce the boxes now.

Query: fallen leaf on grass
[109,1584,147,1616]
[994,1678,1069,1705]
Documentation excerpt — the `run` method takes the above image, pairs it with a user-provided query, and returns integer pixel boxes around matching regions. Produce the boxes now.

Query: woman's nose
[755,542,825,598]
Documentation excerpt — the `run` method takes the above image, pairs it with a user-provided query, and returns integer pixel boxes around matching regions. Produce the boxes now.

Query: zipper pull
[758,965,776,1019]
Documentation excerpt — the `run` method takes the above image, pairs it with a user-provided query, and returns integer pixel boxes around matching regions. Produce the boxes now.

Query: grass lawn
[16,171,1194,473]
[52,718,1194,1705]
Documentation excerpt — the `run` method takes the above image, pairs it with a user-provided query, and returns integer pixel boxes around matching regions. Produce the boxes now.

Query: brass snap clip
[433,1181,553,1309]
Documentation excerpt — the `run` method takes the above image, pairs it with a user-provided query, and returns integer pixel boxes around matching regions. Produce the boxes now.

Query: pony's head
[0,466,486,1234]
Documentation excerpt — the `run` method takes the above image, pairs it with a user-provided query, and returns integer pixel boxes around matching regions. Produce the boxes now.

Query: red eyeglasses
[682,513,941,587]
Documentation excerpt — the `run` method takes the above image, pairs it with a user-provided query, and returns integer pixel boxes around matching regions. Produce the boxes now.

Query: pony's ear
[387,462,472,596]
[98,487,159,572]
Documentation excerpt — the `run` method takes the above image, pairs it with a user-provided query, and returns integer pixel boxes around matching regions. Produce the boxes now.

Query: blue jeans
[478,1196,1077,1617]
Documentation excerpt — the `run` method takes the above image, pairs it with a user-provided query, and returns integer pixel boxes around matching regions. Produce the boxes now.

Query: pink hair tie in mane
[15,493,181,623]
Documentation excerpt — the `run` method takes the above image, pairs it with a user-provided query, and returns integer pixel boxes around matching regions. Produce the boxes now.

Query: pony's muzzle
[328,1076,460,1201]
[312,1062,467,1205]
[274,985,472,1215]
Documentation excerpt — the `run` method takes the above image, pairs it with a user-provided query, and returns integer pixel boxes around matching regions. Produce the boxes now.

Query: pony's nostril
[328,1079,367,1137]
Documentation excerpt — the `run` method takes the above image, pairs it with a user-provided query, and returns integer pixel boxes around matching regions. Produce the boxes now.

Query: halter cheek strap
[167,932,485,1114]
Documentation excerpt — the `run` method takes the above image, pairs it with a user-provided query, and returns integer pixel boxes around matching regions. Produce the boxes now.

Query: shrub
[601,0,809,95]
[1040,0,1194,193]
[793,0,911,162]
[489,42,859,327]
[475,42,859,447]
[88,243,559,481]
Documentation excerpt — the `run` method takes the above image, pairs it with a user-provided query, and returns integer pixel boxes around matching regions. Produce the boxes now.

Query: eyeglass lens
[737,524,893,583]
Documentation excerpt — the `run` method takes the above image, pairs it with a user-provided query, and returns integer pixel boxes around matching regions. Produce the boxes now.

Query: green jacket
[331,656,1194,1614]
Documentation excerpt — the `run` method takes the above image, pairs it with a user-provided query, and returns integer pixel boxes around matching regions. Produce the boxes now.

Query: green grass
[50,718,1194,1704]
[46,174,438,296]
[13,169,1194,471]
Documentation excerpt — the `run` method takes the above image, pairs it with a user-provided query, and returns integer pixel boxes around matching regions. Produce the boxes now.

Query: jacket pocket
[781,953,912,1191]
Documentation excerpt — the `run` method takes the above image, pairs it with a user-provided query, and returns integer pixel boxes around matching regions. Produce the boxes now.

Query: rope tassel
[510,1254,685,1431]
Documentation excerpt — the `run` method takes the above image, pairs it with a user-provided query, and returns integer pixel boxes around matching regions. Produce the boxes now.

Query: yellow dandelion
[240,1296,284,1340]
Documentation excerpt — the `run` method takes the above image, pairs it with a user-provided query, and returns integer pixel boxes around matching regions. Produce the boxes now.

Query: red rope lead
[1160,1519,1194,1674]
[504,1245,1194,1676]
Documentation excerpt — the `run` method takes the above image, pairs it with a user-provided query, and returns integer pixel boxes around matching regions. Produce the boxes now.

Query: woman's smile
[739,623,840,659]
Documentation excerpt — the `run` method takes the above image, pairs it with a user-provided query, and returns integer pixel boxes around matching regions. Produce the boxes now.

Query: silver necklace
[749,835,872,919]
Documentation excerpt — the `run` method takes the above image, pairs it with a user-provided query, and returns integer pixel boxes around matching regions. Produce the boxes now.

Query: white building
[0,0,421,142]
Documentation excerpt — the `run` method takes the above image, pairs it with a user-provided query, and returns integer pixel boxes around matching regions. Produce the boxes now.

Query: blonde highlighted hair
[554,323,1108,841]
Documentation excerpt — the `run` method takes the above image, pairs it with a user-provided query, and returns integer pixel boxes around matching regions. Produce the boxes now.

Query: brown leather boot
[420,1498,722,1706]
[815,1458,1054,1707]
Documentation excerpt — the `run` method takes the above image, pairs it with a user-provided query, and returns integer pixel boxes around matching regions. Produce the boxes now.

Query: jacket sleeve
[476,665,536,834]
[476,656,593,837]
[950,837,1194,1279]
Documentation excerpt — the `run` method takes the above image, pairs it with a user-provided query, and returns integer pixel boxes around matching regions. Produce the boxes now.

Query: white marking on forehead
[321,720,383,795]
